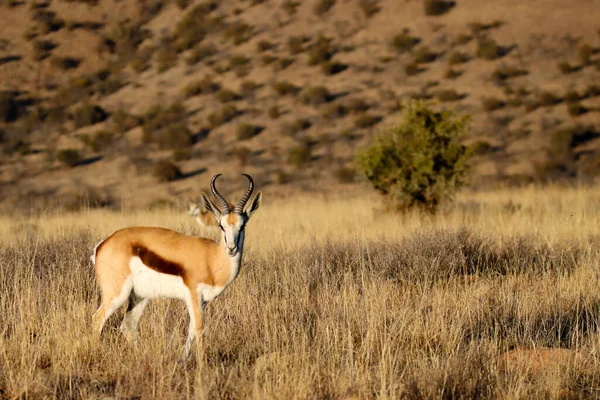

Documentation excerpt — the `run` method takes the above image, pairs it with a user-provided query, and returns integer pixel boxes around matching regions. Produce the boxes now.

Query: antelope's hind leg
[120,292,149,342]
[94,278,134,336]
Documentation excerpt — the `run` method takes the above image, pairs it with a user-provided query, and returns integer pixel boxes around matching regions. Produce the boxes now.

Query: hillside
[0,0,599,212]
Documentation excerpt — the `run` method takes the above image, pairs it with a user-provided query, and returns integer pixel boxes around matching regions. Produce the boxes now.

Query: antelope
[92,174,262,360]
[187,197,233,232]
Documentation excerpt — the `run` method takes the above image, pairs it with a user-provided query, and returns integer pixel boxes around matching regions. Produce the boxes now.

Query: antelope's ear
[245,191,262,219]
[201,192,221,221]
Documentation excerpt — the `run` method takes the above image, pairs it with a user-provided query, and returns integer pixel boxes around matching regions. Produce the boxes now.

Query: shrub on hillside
[423,0,454,16]
[159,122,192,149]
[216,88,240,103]
[287,143,312,166]
[391,30,419,53]
[288,35,305,55]
[308,36,334,65]
[153,160,183,182]
[322,60,347,75]
[273,81,299,96]
[313,0,335,16]
[354,113,382,129]
[358,0,380,18]
[185,43,217,65]
[300,86,331,106]
[72,103,107,128]
[356,100,470,212]
[476,38,501,60]
[557,61,575,74]
[0,92,18,122]
[236,123,259,140]
[57,148,81,167]
[579,44,594,65]
[207,104,238,128]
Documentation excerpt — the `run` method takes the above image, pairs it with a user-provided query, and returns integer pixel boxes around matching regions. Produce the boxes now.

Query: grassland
[2,185,600,398]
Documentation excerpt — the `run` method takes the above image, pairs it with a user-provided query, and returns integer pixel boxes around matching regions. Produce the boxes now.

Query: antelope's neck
[219,237,244,286]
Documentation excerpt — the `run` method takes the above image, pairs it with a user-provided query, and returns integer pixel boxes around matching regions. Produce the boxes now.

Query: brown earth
[0,0,599,213]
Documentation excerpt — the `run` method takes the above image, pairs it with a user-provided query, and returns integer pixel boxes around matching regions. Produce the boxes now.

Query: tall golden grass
[2,185,600,398]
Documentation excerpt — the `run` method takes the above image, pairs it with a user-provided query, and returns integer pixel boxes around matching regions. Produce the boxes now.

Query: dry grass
[3,185,600,398]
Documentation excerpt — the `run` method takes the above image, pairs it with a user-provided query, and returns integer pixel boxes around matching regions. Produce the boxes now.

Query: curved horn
[211,174,230,214]
[234,174,254,214]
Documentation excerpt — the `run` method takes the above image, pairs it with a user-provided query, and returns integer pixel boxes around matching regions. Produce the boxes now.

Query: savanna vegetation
[2,185,600,399]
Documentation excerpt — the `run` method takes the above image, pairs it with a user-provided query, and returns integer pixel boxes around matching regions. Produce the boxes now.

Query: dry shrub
[207,104,238,128]
[72,103,108,128]
[153,159,183,182]
[391,30,419,53]
[358,0,380,18]
[273,81,299,96]
[313,0,335,16]
[300,86,331,106]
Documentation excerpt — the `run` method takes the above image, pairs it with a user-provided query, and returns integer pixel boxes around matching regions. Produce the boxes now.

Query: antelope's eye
[219,225,225,231]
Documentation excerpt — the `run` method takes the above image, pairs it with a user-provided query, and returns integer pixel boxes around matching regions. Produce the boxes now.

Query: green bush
[355,100,470,212]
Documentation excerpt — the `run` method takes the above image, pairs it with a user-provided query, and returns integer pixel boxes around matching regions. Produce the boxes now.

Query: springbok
[187,197,233,232]
[92,174,262,360]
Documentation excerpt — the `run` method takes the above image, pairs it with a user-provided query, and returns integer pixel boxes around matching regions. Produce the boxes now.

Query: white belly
[129,257,189,300]
[129,256,226,303]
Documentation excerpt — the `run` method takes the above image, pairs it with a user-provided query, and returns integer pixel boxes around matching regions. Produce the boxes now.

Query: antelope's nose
[227,245,238,256]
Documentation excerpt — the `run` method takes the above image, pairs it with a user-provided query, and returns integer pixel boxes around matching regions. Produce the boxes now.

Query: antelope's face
[219,213,247,257]
[201,174,262,258]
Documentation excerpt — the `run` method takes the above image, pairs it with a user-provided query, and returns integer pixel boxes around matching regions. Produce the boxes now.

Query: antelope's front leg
[183,291,204,361]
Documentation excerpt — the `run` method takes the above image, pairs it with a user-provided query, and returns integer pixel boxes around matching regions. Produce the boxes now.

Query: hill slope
[0,0,599,212]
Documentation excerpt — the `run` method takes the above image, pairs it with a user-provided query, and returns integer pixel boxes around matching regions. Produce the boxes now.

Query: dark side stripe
[132,244,185,277]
